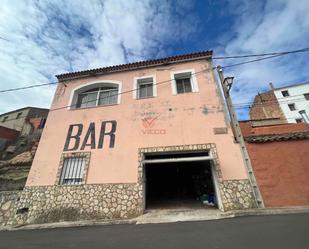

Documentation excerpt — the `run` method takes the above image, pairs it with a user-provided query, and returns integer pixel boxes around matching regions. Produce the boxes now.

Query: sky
[0,0,309,119]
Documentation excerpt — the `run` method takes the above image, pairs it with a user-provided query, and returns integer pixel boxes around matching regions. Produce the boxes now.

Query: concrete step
[135,208,222,224]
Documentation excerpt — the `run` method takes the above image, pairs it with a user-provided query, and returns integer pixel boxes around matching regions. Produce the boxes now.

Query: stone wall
[0,191,21,226]
[9,184,143,226]
[219,180,257,210]
[3,143,259,226]
[3,180,257,226]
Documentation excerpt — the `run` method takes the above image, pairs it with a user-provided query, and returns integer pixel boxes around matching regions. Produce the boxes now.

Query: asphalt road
[1,213,308,249]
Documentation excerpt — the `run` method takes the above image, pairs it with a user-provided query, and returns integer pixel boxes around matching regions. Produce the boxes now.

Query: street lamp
[223,77,234,94]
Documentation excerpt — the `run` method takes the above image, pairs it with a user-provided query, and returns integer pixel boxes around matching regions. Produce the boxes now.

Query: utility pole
[216,65,264,208]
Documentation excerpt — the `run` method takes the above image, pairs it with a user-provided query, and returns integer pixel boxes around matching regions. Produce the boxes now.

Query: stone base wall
[0,191,21,226]
[8,184,143,226]
[219,179,257,211]
[3,179,257,226]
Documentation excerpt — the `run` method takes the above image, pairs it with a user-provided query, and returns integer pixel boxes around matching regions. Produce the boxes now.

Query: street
[0,213,308,249]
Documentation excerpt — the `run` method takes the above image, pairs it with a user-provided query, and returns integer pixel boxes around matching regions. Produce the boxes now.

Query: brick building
[250,82,309,126]
[3,51,261,226]
[249,88,287,126]
[240,121,309,207]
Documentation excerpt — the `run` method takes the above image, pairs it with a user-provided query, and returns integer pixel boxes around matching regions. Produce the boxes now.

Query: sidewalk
[2,206,309,231]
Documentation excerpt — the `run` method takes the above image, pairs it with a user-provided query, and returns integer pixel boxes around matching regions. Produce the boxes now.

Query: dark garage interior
[145,160,217,209]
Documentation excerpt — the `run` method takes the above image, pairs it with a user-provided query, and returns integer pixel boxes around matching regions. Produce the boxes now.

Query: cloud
[219,0,309,119]
[0,0,198,113]
[1,0,307,120]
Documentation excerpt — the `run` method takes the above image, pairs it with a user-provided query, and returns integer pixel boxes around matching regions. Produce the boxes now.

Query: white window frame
[133,75,157,99]
[170,69,199,95]
[68,80,122,110]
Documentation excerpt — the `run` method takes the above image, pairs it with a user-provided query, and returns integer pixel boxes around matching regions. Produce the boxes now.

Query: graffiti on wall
[141,114,166,135]
[63,120,117,151]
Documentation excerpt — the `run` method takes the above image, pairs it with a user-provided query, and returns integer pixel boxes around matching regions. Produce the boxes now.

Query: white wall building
[273,82,309,123]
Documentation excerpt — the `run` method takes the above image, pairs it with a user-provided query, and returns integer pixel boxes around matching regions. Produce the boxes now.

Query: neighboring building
[6,51,260,226]
[250,82,309,126]
[249,89,287,126]
[0,107,49,194]
[0,107,49,136]
[0,126,19,147]
[273,82,309,123]
[240,121,309,207]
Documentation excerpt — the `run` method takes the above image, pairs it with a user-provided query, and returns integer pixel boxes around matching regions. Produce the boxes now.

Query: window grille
[59,157,86,185]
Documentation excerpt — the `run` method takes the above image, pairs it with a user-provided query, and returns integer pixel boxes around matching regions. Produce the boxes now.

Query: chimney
[269,82,274,90]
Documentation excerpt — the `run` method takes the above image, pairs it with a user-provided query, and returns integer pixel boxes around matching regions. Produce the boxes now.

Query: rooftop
[0,106,49,117]
[273,81,309,91]
[239,121,309,143]
[56,50,213,81]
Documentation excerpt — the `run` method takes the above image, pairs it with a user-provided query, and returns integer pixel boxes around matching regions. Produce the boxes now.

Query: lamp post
[223,76,234,94]
[216,65,264,208]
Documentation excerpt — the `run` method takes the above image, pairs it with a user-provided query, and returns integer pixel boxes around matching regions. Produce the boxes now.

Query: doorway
[143,151,218,210]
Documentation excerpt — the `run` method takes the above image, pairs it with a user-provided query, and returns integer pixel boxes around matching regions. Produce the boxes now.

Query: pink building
[12,51,258,225]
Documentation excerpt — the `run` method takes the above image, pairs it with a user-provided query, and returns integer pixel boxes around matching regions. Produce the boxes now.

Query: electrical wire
[212,47,309,60]
[1,47,309,94]
[1,48,309,122]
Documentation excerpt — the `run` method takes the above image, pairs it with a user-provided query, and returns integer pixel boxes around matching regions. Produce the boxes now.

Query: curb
[223,206,309,219]
[1,207,309,231]
[1,218,136,231]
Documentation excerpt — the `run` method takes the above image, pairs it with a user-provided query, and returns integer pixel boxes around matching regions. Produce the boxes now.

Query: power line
[0,36,9,42]
[212,47,309,60]
[234,98,308,109]
[0,81,59,93]
[1,47,309,94]
[233,94,309,107]
[2,49,309,122]
[0,66,216,122]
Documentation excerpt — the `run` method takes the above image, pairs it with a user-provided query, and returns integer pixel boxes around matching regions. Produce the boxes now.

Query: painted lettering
[80,122,96,150]
[98,120,117,149]
[63,124,83,151]
[63,120,117,151]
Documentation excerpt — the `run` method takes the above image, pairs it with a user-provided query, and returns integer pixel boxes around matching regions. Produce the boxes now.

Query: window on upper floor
[70,82,121,109]
[137,77,154,99]
[76,87,118,108]
[281,90,289,97]
[175,74,192,94]
[16,112,22,119]
[2,116,8,122]
[171,69,199,95]
[288,103,296,111]
[304,93,309,100]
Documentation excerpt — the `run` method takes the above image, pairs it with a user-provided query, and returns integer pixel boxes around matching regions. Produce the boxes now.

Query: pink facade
[28,59,248,186]
[9,52,258,226]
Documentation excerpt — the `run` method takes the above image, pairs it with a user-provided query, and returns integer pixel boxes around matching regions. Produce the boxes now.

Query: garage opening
[144,151,218,210]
